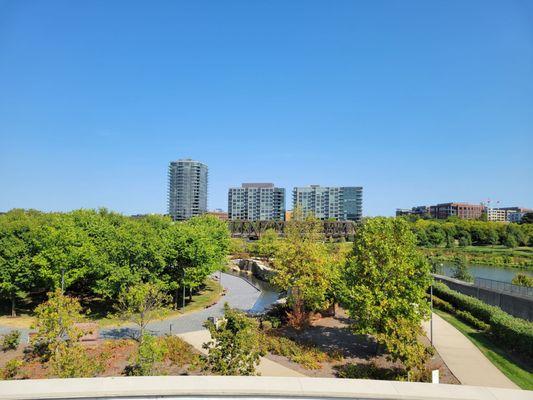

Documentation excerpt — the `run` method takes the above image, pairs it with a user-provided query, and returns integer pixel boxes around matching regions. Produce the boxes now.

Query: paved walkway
[422,313,518,389]
[101,272,265,339]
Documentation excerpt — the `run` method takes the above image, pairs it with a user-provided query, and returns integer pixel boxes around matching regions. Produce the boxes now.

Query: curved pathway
[101,272,264,338]
[422,313,518,389]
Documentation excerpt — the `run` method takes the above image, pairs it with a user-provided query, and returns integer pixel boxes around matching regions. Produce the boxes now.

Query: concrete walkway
[422,313,518,389]
[178,329,304,377]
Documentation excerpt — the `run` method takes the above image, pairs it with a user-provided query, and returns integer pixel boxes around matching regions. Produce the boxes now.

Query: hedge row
[432,281,533,360]
[431,295,490,331]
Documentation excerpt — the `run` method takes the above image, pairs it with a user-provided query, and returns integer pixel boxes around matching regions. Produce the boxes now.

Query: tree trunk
[11,295,16,317]
[189,287,192,301]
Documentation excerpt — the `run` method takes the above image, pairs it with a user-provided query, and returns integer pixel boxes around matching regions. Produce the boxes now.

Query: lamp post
[430,283,433,345]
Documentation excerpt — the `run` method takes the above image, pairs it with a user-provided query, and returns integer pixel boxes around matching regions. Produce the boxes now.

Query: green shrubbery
[431,295,489,331]
[1,330,21,351]
[433,282,533,359]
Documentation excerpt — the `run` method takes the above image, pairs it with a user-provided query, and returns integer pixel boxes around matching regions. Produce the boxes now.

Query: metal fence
[474,277,533,298]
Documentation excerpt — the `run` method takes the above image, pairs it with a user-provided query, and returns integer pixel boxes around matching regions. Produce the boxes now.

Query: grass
[421,245,533,270]
[0,314,34,329]
[434,309,533,390]
[0,278,223,330]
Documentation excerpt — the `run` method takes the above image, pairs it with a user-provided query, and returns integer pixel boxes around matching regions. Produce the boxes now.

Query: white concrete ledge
[0,376,530,400]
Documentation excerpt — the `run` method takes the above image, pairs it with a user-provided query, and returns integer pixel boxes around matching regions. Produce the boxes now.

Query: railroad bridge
[227,220,357,240]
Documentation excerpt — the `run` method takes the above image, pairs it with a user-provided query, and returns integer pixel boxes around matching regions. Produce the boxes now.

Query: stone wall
[434,275,533,321]
[231,258,275,282]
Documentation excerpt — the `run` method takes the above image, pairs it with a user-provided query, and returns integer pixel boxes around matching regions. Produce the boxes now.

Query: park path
[422,313,518,389]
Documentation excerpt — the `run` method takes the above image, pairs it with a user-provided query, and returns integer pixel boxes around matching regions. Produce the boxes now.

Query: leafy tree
[254,229,280,259]
[520,213,533,224]
[116,282,171,341]
[342,218,431,377]
[203,304,264,375]
[512,273,533,288]
[125,333,166,376]
[0,212,36,316]
[31,290,100,377]
[271,209,333,327]
[451,255,472,282]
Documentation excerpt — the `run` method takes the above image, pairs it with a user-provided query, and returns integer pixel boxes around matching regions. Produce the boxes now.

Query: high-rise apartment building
[228,183,285,221]
[292,185,363,221]
[167,159,208,220]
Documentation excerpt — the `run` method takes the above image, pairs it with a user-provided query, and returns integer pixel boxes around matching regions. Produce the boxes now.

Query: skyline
[1,1,532,216]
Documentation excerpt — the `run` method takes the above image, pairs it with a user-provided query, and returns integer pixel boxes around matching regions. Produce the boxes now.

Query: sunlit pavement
[422,312,518,389]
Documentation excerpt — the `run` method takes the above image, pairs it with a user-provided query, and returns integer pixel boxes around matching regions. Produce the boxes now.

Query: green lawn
[435,309,533,390]
[421,245,533,270]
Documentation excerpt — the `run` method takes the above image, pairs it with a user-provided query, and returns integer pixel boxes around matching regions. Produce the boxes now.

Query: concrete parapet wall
[434,275,533,321]
[0,376,530,400]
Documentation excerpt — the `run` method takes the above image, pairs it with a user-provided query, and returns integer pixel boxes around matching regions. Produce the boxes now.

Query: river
[439,262,533,283]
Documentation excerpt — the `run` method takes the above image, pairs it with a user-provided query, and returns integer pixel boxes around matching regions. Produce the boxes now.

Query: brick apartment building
[430,203,485,220]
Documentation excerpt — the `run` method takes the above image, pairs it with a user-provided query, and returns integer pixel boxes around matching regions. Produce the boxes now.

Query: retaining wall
[433,274,533,321]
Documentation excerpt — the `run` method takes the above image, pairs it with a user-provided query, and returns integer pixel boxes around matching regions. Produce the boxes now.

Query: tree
[116,282,171,341]
[254,229,280,259]
[31,290,100,377]
[203,304,263,375]
[271,209,333,327]
[520,213,533,224]
[0,212,36,316]
[451,255,472,282]
[342,217,431,377]
[512,273,533,288]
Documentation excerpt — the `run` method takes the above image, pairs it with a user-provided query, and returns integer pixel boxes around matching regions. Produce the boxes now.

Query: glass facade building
[228,183,285,221]
[292,185,363,221]
[168,159,208,220]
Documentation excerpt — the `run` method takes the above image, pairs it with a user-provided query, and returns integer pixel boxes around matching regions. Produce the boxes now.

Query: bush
[161,335,196,367]
[455,310,490,331]
[431,295,489,331]
[433,282,533,359]
[336,362,405,380]
[0,359,24,380]
[1,330,21,352]
[125,334,166,376]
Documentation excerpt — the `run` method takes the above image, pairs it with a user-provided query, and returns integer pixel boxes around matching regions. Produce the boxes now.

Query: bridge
[227,220,357,240]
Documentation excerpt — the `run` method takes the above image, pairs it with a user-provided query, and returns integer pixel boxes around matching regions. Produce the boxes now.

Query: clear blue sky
[1,0,532,216]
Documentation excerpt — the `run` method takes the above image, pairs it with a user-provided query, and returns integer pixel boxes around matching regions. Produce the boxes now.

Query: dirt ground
[0,339,204,379]
[266,308,459,384]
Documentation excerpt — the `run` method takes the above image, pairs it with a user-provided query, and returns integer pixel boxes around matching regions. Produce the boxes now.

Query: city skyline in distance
[1,1,532,216]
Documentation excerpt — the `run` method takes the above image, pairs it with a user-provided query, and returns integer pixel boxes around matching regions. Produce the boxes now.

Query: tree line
[404,217,533,248]
[0,209,229,316]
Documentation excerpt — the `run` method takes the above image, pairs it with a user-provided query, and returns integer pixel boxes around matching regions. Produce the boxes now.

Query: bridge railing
[474,277,533,298]
[227,220,357,239]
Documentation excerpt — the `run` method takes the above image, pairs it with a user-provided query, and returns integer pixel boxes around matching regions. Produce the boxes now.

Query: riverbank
[420,246,533,270]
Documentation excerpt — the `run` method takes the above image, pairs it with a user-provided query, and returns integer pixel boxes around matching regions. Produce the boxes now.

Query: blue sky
[1,0,532,216]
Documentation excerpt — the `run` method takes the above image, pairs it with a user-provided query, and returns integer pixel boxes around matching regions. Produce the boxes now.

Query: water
[226,270,280,313]
[439,262,533,283]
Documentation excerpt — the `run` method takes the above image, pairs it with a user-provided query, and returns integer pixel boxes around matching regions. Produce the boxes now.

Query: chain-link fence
[474,277,533,298]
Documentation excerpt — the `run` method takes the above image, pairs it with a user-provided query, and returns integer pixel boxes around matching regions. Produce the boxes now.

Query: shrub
[161,335,196,367]
[431,295,489,331]
[0,359,24,380]
[1,330,21,352]
[336,362,405,380]
[125,334,166,376]
[455,310,490,331]
[433,282,533,359]
[259,332,338,370]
